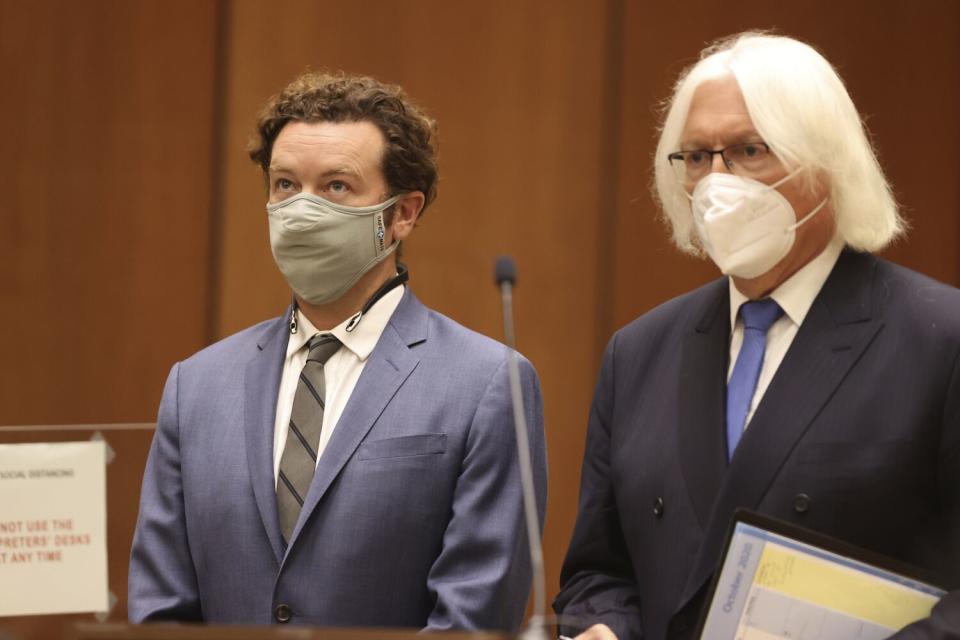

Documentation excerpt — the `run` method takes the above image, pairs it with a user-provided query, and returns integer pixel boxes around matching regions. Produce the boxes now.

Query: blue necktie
[726,298,783,460]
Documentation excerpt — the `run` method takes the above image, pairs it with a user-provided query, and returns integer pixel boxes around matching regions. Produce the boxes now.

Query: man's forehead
[270,120,385,172]
[275,119,384,151]
[680,123,760,147]
[681,75,760,145]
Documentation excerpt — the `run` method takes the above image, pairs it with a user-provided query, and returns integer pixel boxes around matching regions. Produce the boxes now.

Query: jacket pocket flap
[356,434,447,461]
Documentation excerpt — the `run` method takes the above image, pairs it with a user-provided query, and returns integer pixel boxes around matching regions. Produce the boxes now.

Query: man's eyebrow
[727,130,764,143]
[267,165,360,178]
[680,129,763,149]
[320,166,359,178]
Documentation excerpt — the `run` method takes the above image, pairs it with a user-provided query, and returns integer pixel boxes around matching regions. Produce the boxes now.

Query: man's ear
[389,191,425,242]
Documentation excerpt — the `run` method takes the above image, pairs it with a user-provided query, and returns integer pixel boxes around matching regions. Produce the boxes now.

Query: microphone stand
[495,256,548,640]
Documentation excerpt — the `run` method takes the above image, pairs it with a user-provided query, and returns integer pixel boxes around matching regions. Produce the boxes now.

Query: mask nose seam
[268,193,402,216]
[690,167,804,210]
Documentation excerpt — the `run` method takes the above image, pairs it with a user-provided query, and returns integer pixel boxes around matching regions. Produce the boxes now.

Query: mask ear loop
[344,263,410,333]
[766,167,803,190]
[289,264,410,335]
[786,198,829,232]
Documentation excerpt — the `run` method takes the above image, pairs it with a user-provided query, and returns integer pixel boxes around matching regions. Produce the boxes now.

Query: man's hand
[574,624,619,640]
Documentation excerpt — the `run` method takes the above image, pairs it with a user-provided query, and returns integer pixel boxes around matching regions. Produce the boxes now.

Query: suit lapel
[677,250,883,609]
[285,290,427,549]
[677,279,730,531]
[243,310,292,565]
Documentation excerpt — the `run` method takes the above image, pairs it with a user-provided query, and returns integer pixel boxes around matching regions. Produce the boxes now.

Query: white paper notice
[0,441,108,616]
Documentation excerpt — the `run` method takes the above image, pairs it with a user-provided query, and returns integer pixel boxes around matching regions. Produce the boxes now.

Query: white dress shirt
[727,236,844,429]
[272,284,405,485]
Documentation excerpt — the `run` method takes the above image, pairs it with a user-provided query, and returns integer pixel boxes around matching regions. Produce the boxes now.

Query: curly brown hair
[248,71,439,215]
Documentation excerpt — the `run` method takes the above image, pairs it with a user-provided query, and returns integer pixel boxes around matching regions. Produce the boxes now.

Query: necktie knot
[739,298,783,333]
[307,334,341,365]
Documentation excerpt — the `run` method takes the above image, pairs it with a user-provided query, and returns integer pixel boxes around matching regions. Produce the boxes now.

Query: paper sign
[0,441,108,616]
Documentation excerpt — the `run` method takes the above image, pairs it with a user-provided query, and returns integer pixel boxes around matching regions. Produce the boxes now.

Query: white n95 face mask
[690,171,828,279]
[267,192,401,305]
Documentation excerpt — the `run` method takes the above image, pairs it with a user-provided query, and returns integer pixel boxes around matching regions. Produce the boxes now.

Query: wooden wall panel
[612,1,960,331]
[0,0,220,425]
[216,0,615,611]
[0,0,220,637]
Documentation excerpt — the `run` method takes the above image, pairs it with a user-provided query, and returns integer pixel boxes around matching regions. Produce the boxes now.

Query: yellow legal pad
[696,510,945,640]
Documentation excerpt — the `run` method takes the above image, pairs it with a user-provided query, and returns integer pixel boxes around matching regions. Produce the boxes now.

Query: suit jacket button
[793,493,811,514]
[274,604,292,623]
[653,497,665,518]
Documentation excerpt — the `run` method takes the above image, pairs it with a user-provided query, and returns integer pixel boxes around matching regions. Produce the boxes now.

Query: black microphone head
[494,255,517,286]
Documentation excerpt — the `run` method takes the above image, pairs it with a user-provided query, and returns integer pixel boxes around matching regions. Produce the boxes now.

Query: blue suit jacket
[129,289,547,630]
[555,250,960,639]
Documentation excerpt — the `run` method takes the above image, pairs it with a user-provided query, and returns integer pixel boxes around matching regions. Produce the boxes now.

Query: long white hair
[654,32,904,254]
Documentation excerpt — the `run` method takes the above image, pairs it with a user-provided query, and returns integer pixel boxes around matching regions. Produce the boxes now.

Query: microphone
[494,256,547,640]
[494,256,517,289]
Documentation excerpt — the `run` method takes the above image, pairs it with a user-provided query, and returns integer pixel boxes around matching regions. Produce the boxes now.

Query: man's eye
[686,151,707,166]
[275,178,295,191]
[329,181,349,193]
[737,143,768,160]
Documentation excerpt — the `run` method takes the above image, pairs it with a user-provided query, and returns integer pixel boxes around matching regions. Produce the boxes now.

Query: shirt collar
[285,284,406,361]
[729,234,845,329]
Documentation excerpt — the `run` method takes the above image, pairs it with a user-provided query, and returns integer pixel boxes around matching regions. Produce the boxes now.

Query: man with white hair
[554,32,960,639]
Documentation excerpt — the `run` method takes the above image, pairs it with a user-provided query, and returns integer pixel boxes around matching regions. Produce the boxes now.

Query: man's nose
[710,151,732,174]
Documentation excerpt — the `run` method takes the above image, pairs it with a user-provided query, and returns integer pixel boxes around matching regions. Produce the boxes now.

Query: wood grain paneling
[0,0,220,637]
[215,0,616,610]
[0,0,220,426]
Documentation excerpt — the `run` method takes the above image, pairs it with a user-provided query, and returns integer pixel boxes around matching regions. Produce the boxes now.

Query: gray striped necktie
[277,333,341,543]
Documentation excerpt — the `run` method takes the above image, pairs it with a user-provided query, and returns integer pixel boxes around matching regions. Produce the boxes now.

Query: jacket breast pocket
[356,433,447,461]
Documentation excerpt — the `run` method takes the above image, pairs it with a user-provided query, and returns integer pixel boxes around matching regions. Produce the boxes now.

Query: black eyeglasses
[667,142,774,183]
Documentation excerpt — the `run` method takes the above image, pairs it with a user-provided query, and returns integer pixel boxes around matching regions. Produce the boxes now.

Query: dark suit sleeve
[554,336,643,640]
[424,354,547,632]
[128,363,203,622]
[890,351,960,640]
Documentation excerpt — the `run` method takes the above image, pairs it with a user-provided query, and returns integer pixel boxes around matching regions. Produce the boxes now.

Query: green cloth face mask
[267,192,401,305]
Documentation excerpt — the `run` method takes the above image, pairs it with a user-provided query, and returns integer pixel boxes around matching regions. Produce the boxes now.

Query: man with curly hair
[129,72,546,631]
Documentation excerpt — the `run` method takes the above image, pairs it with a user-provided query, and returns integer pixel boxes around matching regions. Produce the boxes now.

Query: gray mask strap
[289,298,300,334]
[345,264,410,333]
